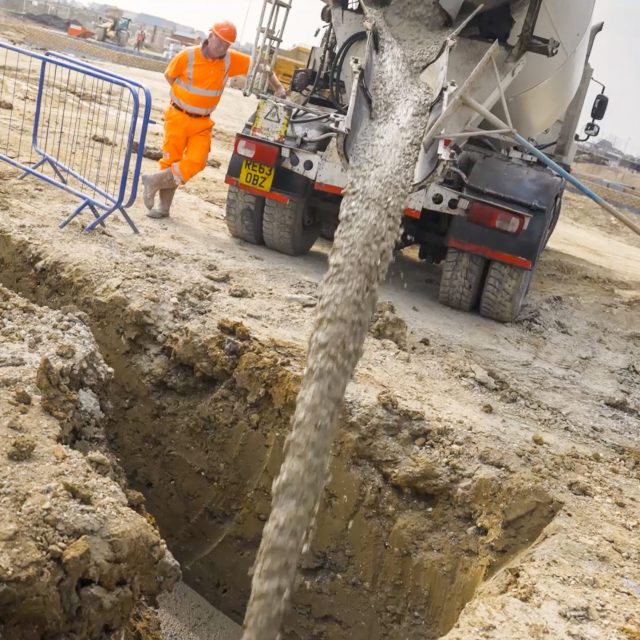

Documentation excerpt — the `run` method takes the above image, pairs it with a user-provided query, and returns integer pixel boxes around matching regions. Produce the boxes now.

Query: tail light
[468,202,525,234]
[234,135,279,166]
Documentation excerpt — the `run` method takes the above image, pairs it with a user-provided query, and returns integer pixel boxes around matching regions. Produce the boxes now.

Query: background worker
[133,28,146,52]
[142,20,287,219]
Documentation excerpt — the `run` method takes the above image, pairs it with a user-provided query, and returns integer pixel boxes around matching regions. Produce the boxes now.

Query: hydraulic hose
[302,131,337,143]
[329,31,367,109]
[291,113,333,124]
[302,23,333,107]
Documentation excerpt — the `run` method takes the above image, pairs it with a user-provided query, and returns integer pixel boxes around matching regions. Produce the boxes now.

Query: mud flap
[448,154,564,267]
[447,212,546,268]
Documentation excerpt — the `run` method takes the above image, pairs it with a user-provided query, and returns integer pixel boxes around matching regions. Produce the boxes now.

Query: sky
[116,0,639,156]
[118,0,326,48]
[583,0,640,156]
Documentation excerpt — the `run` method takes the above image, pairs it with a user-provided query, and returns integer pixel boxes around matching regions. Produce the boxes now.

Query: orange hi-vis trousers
[159,105,213,184]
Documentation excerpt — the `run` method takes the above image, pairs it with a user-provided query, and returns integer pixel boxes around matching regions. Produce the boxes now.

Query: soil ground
[1,15,640,640]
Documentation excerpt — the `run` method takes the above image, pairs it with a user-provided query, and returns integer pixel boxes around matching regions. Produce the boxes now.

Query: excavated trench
[0,231,562,639]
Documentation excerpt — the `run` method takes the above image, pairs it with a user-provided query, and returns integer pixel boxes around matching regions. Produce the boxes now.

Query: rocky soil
[0,285,179,639]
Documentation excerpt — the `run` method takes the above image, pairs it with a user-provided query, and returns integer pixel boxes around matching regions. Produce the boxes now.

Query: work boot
[147,187,177,219]
[141,169,178,211]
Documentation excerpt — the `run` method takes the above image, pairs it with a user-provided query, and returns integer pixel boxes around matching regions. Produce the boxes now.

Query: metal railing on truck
[0,41,152,233]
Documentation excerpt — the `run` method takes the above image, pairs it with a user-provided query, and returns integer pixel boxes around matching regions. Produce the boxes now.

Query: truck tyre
[321,218,338,241]
[263,195,319,256]
[479,261,533,323]
[438,248,487,312]
[225,185,265,245]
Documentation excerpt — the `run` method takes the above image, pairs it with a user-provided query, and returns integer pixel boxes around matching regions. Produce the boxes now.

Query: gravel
[158,582,242,640]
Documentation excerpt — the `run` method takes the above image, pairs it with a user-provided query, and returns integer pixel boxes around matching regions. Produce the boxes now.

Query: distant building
[124,13,175,51]
[620,156,640,173]
[170,26,204,47]
[1,0,85,16]
[580,139,633,169]
[604,151,623,167]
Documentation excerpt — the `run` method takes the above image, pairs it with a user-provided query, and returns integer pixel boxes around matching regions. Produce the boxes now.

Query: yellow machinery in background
[273,46,310,89]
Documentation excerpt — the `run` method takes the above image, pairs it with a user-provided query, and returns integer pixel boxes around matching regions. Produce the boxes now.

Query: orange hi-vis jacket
[160,46,251,183]
[166,46,251,116]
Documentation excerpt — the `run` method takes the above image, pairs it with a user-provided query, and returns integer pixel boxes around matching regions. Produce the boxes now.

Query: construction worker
[142,20,287,219]
[133,28,146,52]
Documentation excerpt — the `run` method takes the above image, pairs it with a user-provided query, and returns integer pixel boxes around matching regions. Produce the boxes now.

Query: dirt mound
[370,301,408,348]
[0,285,179,639]
[23,12,70,31]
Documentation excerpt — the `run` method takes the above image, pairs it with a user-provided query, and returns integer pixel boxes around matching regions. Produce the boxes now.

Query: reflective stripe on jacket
[169,47,231,116]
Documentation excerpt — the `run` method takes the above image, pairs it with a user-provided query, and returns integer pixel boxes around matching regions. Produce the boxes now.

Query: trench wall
[0,228,561,639]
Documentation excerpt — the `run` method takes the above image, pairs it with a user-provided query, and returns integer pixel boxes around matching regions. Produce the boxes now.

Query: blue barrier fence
[0,41,152,233]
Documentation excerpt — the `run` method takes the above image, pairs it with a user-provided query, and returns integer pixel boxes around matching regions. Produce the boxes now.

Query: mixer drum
[503,0,596,137]
[441,0,596,137]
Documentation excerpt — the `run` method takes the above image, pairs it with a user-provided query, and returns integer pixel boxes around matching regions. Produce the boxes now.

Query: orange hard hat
[211,20,237,45]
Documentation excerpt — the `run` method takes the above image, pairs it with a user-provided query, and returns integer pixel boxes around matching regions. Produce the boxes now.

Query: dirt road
[1,21,639,640]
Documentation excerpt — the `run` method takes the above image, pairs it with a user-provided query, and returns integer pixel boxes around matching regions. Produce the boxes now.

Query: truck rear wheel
[225,185,265,245]
[320,216,339,241]
[438,248,487,312]
[479,261,533,323]
[263,195,319,256]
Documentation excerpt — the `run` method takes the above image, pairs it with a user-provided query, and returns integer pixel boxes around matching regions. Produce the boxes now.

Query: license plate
[239,160,274,192]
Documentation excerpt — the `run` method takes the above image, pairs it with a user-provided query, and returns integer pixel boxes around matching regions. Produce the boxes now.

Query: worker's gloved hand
[274,86,287,99]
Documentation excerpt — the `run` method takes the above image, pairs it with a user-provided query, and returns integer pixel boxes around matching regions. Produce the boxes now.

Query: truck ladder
[245,0,293,97]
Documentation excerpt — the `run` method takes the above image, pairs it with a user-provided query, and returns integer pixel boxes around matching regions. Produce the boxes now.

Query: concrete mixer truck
[224,0,609,322]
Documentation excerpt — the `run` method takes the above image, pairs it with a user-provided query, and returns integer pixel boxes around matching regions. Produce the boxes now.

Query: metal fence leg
[88,203,107,228]
[18,157,46,180]
[85,206,139,234]
[46,158,68,184]
[19,157,67,184]
[115,207,139,234]
[60,199,91,229]
[60,200,109,230]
